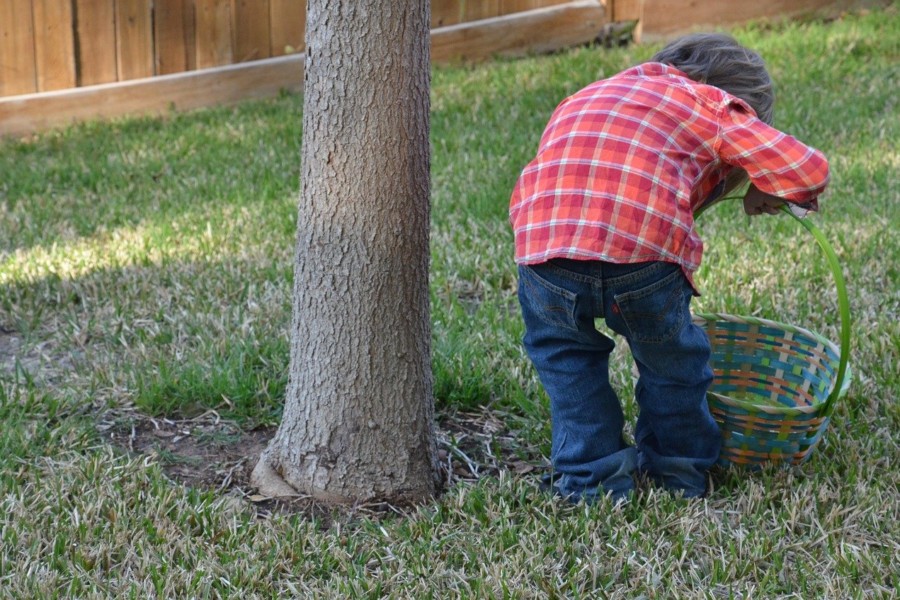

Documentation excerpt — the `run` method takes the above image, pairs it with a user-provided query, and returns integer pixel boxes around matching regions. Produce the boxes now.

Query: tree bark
[251,0,439,504]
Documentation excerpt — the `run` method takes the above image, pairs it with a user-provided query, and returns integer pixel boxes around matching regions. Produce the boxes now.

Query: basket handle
[697,195,851,415]
[781,207,851,416]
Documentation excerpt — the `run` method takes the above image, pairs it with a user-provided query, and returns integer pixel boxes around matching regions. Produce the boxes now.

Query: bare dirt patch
[1,329,32,376]
[99,410,341,522]
[100,410,271,492]
[0,328,80,385]
[100,408,546,520]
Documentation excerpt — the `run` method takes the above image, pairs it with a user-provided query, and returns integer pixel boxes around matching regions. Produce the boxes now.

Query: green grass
[2,6,899,597]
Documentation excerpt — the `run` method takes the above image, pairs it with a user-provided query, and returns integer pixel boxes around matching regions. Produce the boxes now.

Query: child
[509,33,830,501]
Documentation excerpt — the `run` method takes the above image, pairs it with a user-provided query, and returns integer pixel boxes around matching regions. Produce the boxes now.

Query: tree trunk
[251,1,439,504]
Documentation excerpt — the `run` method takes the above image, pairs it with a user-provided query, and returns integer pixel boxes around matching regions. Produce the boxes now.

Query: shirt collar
[619,62,758,118]
[620,62,692,80]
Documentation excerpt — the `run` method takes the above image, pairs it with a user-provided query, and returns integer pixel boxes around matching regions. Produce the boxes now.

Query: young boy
[510,33,830,501]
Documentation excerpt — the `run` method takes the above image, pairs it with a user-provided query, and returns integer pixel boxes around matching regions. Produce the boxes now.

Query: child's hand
[742,184,785,215]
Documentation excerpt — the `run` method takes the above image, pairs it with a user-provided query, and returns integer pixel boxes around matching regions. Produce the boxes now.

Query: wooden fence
[0,0,580,97]
[1,0,886,137]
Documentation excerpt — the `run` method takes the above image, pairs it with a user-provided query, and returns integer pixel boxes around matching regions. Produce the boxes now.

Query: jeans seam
[541,262,601,286]
[605,261,678,290]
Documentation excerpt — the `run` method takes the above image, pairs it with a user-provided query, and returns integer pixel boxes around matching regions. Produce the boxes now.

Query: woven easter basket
[695,208,851,468]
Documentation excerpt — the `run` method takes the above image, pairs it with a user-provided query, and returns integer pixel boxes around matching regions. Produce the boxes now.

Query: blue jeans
[518,259,721,501]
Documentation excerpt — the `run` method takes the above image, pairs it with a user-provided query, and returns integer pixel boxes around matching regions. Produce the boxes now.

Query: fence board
[0,0,37,96]
[501,0,536,11]
[75,0,117,86]
[501,0,570,13]
[639,0,840,39]
[611,0,643,21]
[117,0,155,80]
[184,0,198,71]
[464,0,502,21]
[0,54,305,138]
[33,0,77,92]
[155,0,194,75]
[432,0,462,27]
[433,0,573,28]
[195,0,234,68]
[269,0,305,56]
[233,0,271,62]
[433,0,606,63]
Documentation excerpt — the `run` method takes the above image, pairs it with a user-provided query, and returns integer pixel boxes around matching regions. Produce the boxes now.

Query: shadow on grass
[0,246,547,520]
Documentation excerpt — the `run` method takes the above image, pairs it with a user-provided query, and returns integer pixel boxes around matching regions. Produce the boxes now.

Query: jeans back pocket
[613,267,689,344]
[518,265,579,331]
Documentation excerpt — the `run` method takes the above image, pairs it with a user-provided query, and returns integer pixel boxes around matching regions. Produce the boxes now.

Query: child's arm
[717,103,829,207]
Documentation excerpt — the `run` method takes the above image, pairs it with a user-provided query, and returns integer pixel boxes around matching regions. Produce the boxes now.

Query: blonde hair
[651,33,775,125]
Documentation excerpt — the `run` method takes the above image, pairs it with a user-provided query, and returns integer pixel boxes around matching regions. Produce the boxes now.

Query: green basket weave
[695,209,851,467]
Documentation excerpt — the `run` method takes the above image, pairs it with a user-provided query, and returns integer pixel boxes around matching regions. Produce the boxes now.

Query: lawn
[1,6,898,597]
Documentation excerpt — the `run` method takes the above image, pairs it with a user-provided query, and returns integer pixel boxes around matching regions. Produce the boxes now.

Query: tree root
[249,454,303,498]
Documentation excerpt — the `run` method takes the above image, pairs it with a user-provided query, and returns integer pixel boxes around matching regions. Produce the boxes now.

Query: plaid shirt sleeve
[717,101,830,203]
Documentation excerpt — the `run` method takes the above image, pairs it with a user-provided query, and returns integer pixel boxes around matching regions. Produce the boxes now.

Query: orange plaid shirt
[509,63,830,292]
